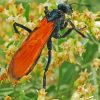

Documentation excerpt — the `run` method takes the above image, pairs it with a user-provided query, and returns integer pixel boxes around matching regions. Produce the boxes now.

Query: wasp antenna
[71,3,90,8]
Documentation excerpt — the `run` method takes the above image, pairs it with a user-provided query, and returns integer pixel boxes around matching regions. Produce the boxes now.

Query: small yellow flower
[0,5,4,13]
[38,3,44,15]
[23,75,32,81]
[0,70,8,82]
[75,69,89,85]
[60,38,85,64]
[20,28,29,36]
[17,3,24,15]
[92,58,100,70]
[86,84,95,93]
[8,0,15,4]
[6,45,17,63]
[72,83,95,100]
[76,41,85,56]
[3,9,10,16]
[83,10,96,21]
[71,92,80,100]
[29,14,34,22]
[37,89,46,100]
[82,10,96,27]
[4,96,12,100]
[92,27,100,40]
[27,22,35,29]
[6,15,15,23]
[72,11,80,20]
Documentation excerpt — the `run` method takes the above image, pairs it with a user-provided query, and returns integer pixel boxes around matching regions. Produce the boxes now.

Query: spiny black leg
[74,28,87,38]
[53,28,73,39]
[60,21,68,30]
[67,19,87,38]
[43,38,52,89]
[13,22,32,34]
[79,26,87,30]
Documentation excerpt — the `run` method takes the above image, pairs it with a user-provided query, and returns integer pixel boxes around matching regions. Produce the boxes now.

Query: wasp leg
[43,38,52,89]
[53,28,73,39]
[60,21,68,30]
[74,28,87,38]
[67,20,87,38]
[79,26,87,30]
[13,22,32,34]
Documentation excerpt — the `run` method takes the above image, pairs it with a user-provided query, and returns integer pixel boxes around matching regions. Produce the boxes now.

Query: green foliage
[23,3,30,21]
[82,42,98,64]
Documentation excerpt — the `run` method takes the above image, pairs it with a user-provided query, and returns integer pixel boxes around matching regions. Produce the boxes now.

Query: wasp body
[8,3,86,89]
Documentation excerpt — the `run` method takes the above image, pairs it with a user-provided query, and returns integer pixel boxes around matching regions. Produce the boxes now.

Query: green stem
[91,67,99,100]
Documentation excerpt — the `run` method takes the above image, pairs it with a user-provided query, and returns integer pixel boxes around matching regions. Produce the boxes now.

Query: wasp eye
[58,4,73,14]
[58,4,66,12]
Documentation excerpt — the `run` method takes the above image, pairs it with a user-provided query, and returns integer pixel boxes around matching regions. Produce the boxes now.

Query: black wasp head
[58,3,73,14]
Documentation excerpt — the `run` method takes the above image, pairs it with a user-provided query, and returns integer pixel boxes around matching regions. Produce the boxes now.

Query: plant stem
[91,67,99,100]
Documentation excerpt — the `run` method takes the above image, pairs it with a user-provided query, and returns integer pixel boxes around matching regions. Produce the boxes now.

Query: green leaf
[23,3,30,21]
[34,0,46,3]
[0,48,5,59]
[81,42,98,64]
[0,87,13,96]
[58,61,79,89]
[0,37,4,44]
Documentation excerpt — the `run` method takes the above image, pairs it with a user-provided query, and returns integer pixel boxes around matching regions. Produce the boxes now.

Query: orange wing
[8,18,55,80]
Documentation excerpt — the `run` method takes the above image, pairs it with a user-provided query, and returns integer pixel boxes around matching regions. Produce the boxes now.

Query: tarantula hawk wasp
[8,1,88,89]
